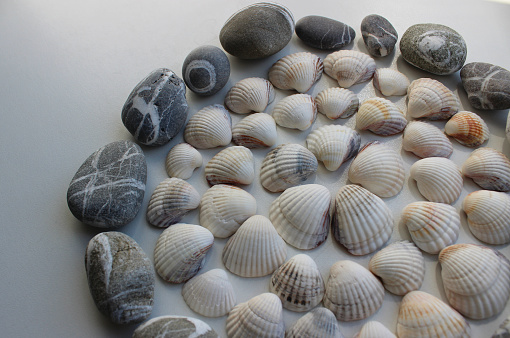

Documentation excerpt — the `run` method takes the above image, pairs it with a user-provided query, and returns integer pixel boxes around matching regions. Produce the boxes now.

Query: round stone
[361,14,398,57]
[461,62,510,110]
[295,15,355,50]
[133,316,218,338]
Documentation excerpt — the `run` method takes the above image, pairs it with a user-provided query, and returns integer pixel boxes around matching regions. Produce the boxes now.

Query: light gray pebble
[133,316,218,338]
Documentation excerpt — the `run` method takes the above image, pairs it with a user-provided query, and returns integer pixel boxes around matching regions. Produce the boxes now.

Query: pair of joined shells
[184,104,232,149]
[287,308,344,338]
[165,143,203,179]
[356,97,407,136]
[315,87,359,120]
[324,50,376,88]
[272,93,317,130]
[403,121,453,158]
[462,147,510,192]
[373,68,410,96]
[268,52,323,93]
[225,77,275,114]
[445,111,490,147]
[407,78,460,120]
[232,113,277,148]
[205,146,255,185]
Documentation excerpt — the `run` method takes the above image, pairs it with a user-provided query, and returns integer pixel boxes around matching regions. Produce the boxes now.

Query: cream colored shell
[462,147,510,192]
[402,121,453,158]
[184,104,232,149]
[315,87,359,119]
[165,143,203,179]
[407,78,460,120]
[445,111,490,147]
[232,113,277,148]
[373,68,410,96]
[204,146,255,186]
[356,97,407,136]
[286,308,344,338]
[268,52,323,93]
[224,77,275,114]
[353,321,396,338]
[272,93,317,130]
[324,50,376,88]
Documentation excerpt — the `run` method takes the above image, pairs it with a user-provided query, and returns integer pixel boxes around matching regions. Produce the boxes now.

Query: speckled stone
[182,46,230,96]
[460,62,510,110]
[295,15,355,50]
[121,68,188,146]
[361,14,398,57]
[400,23,467,75]
[67,140,147,228]
[85,232,155,325]
[133,316,218,338]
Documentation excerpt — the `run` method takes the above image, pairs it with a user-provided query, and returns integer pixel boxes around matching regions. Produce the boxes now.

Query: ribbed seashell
[368,241,425,295]
[182,268,236,317]
[356,97,407,136]
[507,112,510,143]
[438,243,510,319]
[224,77,275,114]
[401,201,460,254]
[222,215,286,277]
[199,184,257,238]
[315,87,359,119]
[204,146,255,186]
[445,111,490,147]
[306,125,360,171]
[332,185,393,255]
[402,121,453,158]
[184,104,232,149]
[373,68,410,96]
[260,143,318,193]
[226,293,284,338]
[463,190,510,245]
[286,308,344,338]
[268,52,323,93]
[348,141,405,198]
[493,315,510,338]
[272,94,317,130]
[397,290,471,338]
[323,260,385,321]
[462,147,510,192]
[410,157,463,204]
[232,113,277,148]
[324,50,376,88]
[154,223,214,283]
[165,143,203,179]
[407,78,460,120]
[353,321,396,338]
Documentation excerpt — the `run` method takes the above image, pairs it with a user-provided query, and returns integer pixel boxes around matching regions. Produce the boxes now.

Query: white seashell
[133,316,218,338]
[315,87,359,119]
[410,157,463,204]
[401,201,460,254]
[445,111,490,147]
[407,78,460,120]
[260,143,318,192]
[306,125,360,171]
[269,254,325,312]
[165,143,203,179]
[182,268,236,317]
[323,260,385,321]
[493,315,510,338]
[184,104,232,149]
[353,321,396,338]
[224,77,275,114]
[199,184,257,238]
[268,52,323,93]
[332,185,393,255]
[462,147,510,192]
[348,141,405,198]
[286,308,344,338]
[154,223,214,283]
[356,97,407,135]
[324,50,376,88]
[222,215,286,277]
[232,113,277,148]
[272,94,317,130]
[204,146,255,186]
[507,112,510,143]
[402,121,453,158]
[373,68,410,96]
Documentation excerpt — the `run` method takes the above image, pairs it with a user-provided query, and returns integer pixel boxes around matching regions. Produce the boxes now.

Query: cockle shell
[184,104,232,149]
[507,112,510,143]
[146,178,201,228]
[462,147,510,192]
[268,52,323,93]
[232,113,277,148]
[224,77,275,114]
[353,321,396,338]
[154,223,214,283]
[260,143,318,193]
[323,260,385,321]
[348,141,405,198]
[324,50,376,88]
[356,97,407,135]
[332,185,393,255]
[402,121,453,158]
[133,316,219,338]
[315,87,359,119]
[222,215,286,277]
[286,308,344,338]
[373,68,410,96]
[165,143,203,179]
[204,146,255,186]
[272,94,317,130]
[445,111,490,147]
[407,78,460,120]
[199,184,257,238]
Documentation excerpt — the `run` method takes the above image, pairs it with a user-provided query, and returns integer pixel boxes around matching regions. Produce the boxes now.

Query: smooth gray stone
[400,23,467,75]
[295,15,355,50]
[133,316,218,338]
[122,68,188,146]
[461,62,510,110]
[67,140,147,228]
[85,232,155,325]
[361,14,398,57]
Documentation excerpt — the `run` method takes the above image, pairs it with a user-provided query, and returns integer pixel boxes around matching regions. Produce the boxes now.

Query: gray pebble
[361,14,398,57]
[295,15,355,50]
[461,62,510,110]
[133,316,218,338]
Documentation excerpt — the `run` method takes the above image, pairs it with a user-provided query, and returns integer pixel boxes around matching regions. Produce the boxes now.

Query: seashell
[224,77,275,114]
[462,147,510,192]
[315,87,359,119]
[324,50,376,88]
[272,94,317,130]
[373,68,410,96]
[507,112,510,143]
[165,143,203,179]
[368,241,425,295]
[356,97,407,135]
[286,307,344,338]
[204,146,255,186]
[401,201,460,254]
[397,290,471,338]
[348,141,405,198]
[438,243,510,319]
[232,113,277,148]
[323,260,385,321]
[199,184,257,238]
[493,315,510,338]
[306,125,360,171]
[269,184,331,250]
[332,185,393,255]
[402,121,453,158]
[222,215,286,277]
[269,254,325,312]
[226,293,285,338]
[407,78,460,120]
[182,268,236,317]
[146,178,201,228]
[268,52,323,93]
[154,223,214,283]
[184,104,232,149]
[445,111,490,147]
[353,321,396,338]
[410,157,463,204]
[463,190,510,245]
[133,316,219,338]
[260,143,318,192]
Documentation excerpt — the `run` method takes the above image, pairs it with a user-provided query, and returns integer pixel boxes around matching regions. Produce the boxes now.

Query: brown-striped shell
[356,97,407,135]
[315,87,359,119]
[224,77,275,114]
[407,78,460,120]
[324,50,376,88]
[462,147,510,192]
[272,93,317,130]
[268,52,323,93]
[445,111,490,147]
[402,121,453,158]
[165,143,203,179]
[373,68,410,96]
[204,146,255,186]
[232,113,277,148]
[184,104,232,149]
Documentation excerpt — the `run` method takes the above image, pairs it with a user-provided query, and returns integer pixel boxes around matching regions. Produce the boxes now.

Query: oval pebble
[461,62,510,110]
[361,14,398,57]
[295,15,355,50]
[133,316,218,338]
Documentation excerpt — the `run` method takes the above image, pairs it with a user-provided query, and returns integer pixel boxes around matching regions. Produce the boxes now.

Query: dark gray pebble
[461,62,510,110]
[295,15,355,50]
[361,14,397,57]
[133,316,218,338]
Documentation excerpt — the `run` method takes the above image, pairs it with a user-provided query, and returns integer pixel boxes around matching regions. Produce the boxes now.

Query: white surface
[1,0,510,337]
